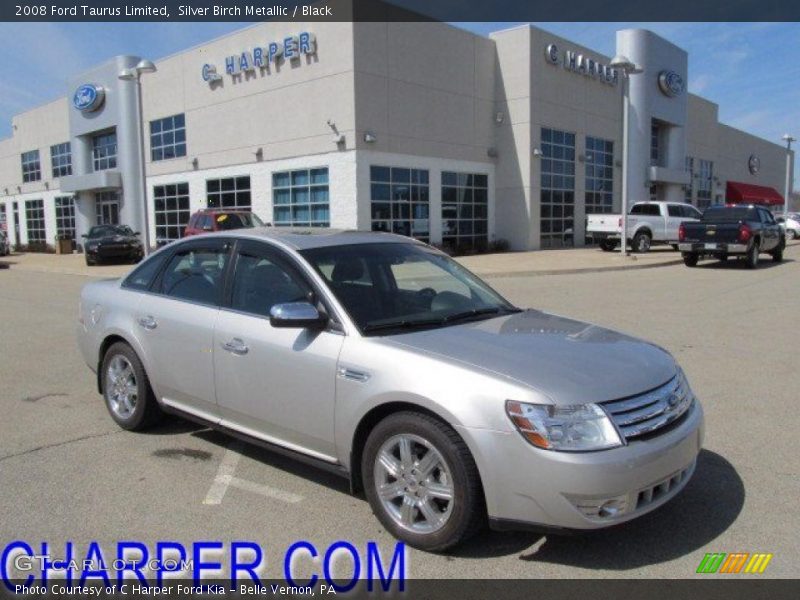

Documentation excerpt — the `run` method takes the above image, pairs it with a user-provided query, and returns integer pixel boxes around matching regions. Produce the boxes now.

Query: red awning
[726,181,784,206]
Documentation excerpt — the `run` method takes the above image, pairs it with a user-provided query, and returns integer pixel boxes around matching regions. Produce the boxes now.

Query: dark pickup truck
[678,205,784,269]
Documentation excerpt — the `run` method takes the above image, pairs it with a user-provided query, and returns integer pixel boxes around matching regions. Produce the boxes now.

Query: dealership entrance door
[96,191,120,225]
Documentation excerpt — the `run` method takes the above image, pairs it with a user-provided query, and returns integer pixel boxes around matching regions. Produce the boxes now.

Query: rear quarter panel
[78,279,151,391]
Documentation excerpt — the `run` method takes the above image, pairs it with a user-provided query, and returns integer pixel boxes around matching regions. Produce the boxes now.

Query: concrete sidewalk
[1,245,683,279]
[3,241,797,279]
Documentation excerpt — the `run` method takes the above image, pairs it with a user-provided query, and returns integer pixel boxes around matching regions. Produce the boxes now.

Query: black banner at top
[2,0,800,22]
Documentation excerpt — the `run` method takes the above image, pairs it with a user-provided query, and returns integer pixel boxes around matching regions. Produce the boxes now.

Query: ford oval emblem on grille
[668,393,680,408]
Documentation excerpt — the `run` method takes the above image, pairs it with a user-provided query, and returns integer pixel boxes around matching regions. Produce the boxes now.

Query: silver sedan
[77,229,703,551]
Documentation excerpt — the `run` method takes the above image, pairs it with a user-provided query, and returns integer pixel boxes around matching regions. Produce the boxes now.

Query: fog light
[598,499,626,518]
[568,493,629,520]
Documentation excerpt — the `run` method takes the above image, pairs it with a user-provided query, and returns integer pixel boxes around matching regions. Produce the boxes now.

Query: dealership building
[0,21,793,252]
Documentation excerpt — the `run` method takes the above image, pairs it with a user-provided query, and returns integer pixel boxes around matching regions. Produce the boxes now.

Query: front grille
[602,374,694,440]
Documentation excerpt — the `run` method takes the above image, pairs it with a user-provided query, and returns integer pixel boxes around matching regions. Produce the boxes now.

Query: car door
[213,240,344,462]
[134,238,232,422]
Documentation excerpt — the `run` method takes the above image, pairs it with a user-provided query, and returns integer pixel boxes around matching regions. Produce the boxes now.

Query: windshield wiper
[441,307,504,324]
[362,318,443,333]
[363,307,521,334]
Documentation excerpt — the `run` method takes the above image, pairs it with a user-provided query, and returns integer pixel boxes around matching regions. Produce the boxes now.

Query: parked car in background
[775,213,800,240]
[678,205,784,268]
[184,209,265,237]
[587,201,703,253]
[0,230,9,256]
[77,229,703,551]
[82,225,144,266]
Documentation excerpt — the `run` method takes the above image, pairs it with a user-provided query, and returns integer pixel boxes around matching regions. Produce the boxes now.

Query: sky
[0,21,797,180]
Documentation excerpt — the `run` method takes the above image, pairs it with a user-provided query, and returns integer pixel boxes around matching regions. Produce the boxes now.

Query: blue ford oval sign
[73,84,105,112]
[657,71,685,97]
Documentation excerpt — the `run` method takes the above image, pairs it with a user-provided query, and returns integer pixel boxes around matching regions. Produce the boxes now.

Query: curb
[468,257,684,278]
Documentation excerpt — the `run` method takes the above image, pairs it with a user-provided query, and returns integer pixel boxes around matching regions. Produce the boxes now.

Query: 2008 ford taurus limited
[77,230,704,551]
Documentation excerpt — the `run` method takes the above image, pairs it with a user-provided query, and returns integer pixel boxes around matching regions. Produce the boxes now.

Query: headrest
[331,259,364,283]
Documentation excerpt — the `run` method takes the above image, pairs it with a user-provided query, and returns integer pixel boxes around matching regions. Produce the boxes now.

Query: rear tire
[683,253,699,267]
[101,342,163,431]
[746,241,760,269]
[362,411,485,552]
[599,239,617,252]
[632,231,652,253]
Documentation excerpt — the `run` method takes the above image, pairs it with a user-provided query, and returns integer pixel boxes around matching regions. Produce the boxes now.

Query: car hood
[381,309,676,405]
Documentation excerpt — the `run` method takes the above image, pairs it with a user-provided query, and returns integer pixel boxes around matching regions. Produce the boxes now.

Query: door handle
[221,338,249,355]
[137,315,158,330]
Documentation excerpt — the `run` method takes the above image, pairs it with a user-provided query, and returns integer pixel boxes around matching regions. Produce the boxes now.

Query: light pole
[610,55,642,256]
[781,134,795,216]
[119,59,157,255]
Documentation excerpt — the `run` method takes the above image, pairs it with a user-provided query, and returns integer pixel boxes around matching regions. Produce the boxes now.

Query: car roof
[195,227,421,250]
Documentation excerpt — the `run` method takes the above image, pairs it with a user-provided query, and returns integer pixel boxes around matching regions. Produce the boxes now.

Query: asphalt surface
[0,244,798,580]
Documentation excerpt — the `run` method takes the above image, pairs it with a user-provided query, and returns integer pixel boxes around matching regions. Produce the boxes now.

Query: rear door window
[122,252,168,291]
[158,244,230,305]
[667,205,682,217]
[631,204,661,216]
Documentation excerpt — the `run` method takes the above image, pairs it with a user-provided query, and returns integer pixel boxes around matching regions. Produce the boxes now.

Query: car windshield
[88,225,129,237]
[701,207,758,222]
[300,242,520,335]
[215,213,265,230]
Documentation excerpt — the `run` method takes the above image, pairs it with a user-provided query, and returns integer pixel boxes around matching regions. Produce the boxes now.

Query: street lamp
[610,54,643,256]
[119,59,157,255]
[781,133,795,216]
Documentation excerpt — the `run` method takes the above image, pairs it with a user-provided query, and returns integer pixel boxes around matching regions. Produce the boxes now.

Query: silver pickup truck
[587,201,703,252]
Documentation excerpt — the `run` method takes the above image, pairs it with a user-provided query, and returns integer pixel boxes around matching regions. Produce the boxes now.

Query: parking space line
[228,476,303,503]
[203,441,304,505]
[203,442,243,505]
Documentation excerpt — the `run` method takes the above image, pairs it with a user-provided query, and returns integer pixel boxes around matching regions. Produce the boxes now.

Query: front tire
[683,253,699,267]
[746,241,760,269]
[362,411,484,552]
[771,239,785,262]
[101,342,162,431]
[632,231,652,253]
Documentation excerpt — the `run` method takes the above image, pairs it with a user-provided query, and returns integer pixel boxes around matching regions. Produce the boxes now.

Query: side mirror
[270,302,327,329]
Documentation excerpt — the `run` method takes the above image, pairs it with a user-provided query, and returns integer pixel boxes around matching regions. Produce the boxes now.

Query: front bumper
[459,399,704,530]
[678,242,747,255]
[89,244,142,259]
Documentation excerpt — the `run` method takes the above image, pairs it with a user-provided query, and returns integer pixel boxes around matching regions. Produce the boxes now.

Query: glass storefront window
[370,166,429,241]
[441,171,488,252]
[540,127,575,248]
[272,168,329,227]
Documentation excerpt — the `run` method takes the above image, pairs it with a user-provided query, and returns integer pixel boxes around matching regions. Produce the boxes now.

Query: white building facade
[0,22,791,252]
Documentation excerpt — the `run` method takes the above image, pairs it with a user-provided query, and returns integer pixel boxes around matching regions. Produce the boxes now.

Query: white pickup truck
[587,201,703,252]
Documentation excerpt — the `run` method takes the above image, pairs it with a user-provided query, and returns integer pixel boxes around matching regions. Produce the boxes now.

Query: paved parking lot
[1,244,798,579]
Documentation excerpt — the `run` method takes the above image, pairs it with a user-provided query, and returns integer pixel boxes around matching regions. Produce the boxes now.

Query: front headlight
[506,400,622,452]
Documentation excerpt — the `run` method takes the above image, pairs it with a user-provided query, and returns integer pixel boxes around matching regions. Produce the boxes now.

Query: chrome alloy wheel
[373,434,454,534]
[105,355,138,419]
